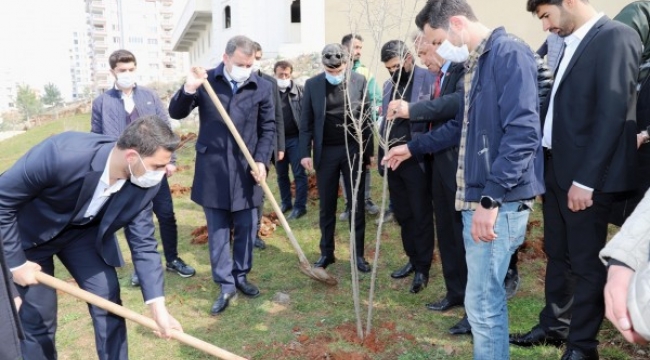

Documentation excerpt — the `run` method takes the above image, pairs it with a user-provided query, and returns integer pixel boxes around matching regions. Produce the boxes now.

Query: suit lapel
[71,144,114,220]
[409,67,425,103]
[557,17,607,90]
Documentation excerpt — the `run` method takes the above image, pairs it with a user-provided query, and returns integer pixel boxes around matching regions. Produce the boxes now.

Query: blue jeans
[462,201,529,360]
[276,136,307,211]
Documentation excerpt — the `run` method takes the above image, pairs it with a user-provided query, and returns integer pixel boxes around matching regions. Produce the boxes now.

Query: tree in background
[14,84,43,122]
[42,83,63,107]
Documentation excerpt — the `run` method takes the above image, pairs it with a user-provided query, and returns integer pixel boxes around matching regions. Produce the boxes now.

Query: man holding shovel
[168,35,276,315]
[0,116,183,360]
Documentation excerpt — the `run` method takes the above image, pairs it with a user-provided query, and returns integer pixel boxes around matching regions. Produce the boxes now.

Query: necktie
[433,72,443,99]
[231,80,238,94]
[429,72,444,130]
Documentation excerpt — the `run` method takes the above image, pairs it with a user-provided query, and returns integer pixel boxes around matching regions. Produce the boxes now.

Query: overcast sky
[0,1,86,100]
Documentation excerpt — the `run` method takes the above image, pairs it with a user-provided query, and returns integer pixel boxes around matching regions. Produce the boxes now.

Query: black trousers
[316,144,366,258]
[430,157,467,301]
[18,227,127,360]
[387,157,434,274]
[539,157,613,351]
[151,175,178,263]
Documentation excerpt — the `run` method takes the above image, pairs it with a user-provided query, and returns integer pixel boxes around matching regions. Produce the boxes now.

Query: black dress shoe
[254,237,266,250]
[287,208,307,219]
[210,291,236,315]
[449,314,471,335]
[509,324,566,347]
[560,348,599,360]
[410,272,429,293]
[390,262,414,279]
[281,204,293,213]
[314,255,336,269]
[426,296,463,312]
[235,279,260,297]
[356,257,371,273]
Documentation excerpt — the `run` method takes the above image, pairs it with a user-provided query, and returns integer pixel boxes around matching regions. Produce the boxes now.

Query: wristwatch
[480,196,500,210]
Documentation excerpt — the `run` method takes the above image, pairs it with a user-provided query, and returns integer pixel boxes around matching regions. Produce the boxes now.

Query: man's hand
[567,184,593,212]
[637,131,649,149]
[149,300,183,340]
[381,145,412,170]
[386,100,410,120]
[11,261,41,287]
[277,151,285,161]
[251,162,266,183]
[165,164,177,178]
[301,157,313,172]
[470,206,499,243]
[604,265,647,344]
[183,67,208,94]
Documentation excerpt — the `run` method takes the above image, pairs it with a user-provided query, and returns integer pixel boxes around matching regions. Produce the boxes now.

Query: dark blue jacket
[168,63,276,211]
[408,27,545,203]
[0,133,165,301]
[378,65,435,170]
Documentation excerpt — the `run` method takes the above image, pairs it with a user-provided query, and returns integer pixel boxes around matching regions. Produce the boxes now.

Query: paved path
[0,131,25,142]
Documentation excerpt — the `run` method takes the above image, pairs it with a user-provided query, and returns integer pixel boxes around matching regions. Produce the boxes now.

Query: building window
[291,0,301,23]
[147,38,158,45]
[224,6,231,29]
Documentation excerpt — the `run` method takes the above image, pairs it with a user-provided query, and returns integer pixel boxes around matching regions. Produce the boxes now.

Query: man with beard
[378,40,435,294]
[510,1,641,359]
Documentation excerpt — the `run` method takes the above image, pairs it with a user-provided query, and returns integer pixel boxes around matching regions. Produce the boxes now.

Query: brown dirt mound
[169,184,191,197]
[175,164,192,173]
[190,213,280,245]
[177,132,197,150]
[257,322,415,359]
[190,225,208,245]
[520,219,546,261]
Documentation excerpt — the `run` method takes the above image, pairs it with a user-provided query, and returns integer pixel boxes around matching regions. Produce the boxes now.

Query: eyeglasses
[323,53,344,60]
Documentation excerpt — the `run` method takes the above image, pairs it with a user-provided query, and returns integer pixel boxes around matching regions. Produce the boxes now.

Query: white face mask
[229,64,252,83]
[252,60,261,72]
[436,39,470,63]
[276,78,291,90]
[115,71,136,89]
[128,153,165,188]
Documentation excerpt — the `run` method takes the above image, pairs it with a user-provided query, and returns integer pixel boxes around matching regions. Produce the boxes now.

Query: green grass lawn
[1,114,647,359]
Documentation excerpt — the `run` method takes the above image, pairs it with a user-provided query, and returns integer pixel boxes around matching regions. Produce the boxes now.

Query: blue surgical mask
[325,72,344,85]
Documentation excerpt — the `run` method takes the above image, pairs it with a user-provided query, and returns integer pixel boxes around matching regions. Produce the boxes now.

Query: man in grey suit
[91,49,196,287]
[299,43,374,273]
[1,116,183,360]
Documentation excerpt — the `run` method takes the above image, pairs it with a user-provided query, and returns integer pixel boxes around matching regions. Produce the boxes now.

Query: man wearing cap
[299,43,374,273]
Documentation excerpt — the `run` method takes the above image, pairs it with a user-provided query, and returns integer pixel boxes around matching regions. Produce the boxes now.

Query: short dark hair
[109,49,137,69]
[116,115,179,156]
[415,0,478,31]
[274,60,293,73]
[341,33,363,47]
[253,41,262,53]
[526,0,565,13]
[380,40,411,63]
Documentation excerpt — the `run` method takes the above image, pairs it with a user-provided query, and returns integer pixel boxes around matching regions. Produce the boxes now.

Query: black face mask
[390,67,411,84]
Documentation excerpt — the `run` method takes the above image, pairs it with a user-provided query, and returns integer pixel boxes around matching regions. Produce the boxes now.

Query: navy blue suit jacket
[0,132,165,301]
[378,65,436,166]
[168,63,276,211]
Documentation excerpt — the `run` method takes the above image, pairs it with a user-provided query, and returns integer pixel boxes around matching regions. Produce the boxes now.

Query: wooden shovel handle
[200,80,311,265]
[34,272,247,360]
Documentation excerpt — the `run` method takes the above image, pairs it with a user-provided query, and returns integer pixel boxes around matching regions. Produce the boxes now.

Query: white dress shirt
[542,13,604,191]
[84,151,126,218]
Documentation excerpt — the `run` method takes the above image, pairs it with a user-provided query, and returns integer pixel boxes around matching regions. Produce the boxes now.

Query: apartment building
[85,0,186,94]
[69,30,94,100]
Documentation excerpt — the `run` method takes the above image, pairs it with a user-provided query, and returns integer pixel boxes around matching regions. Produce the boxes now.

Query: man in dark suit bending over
[2,116,183,360]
